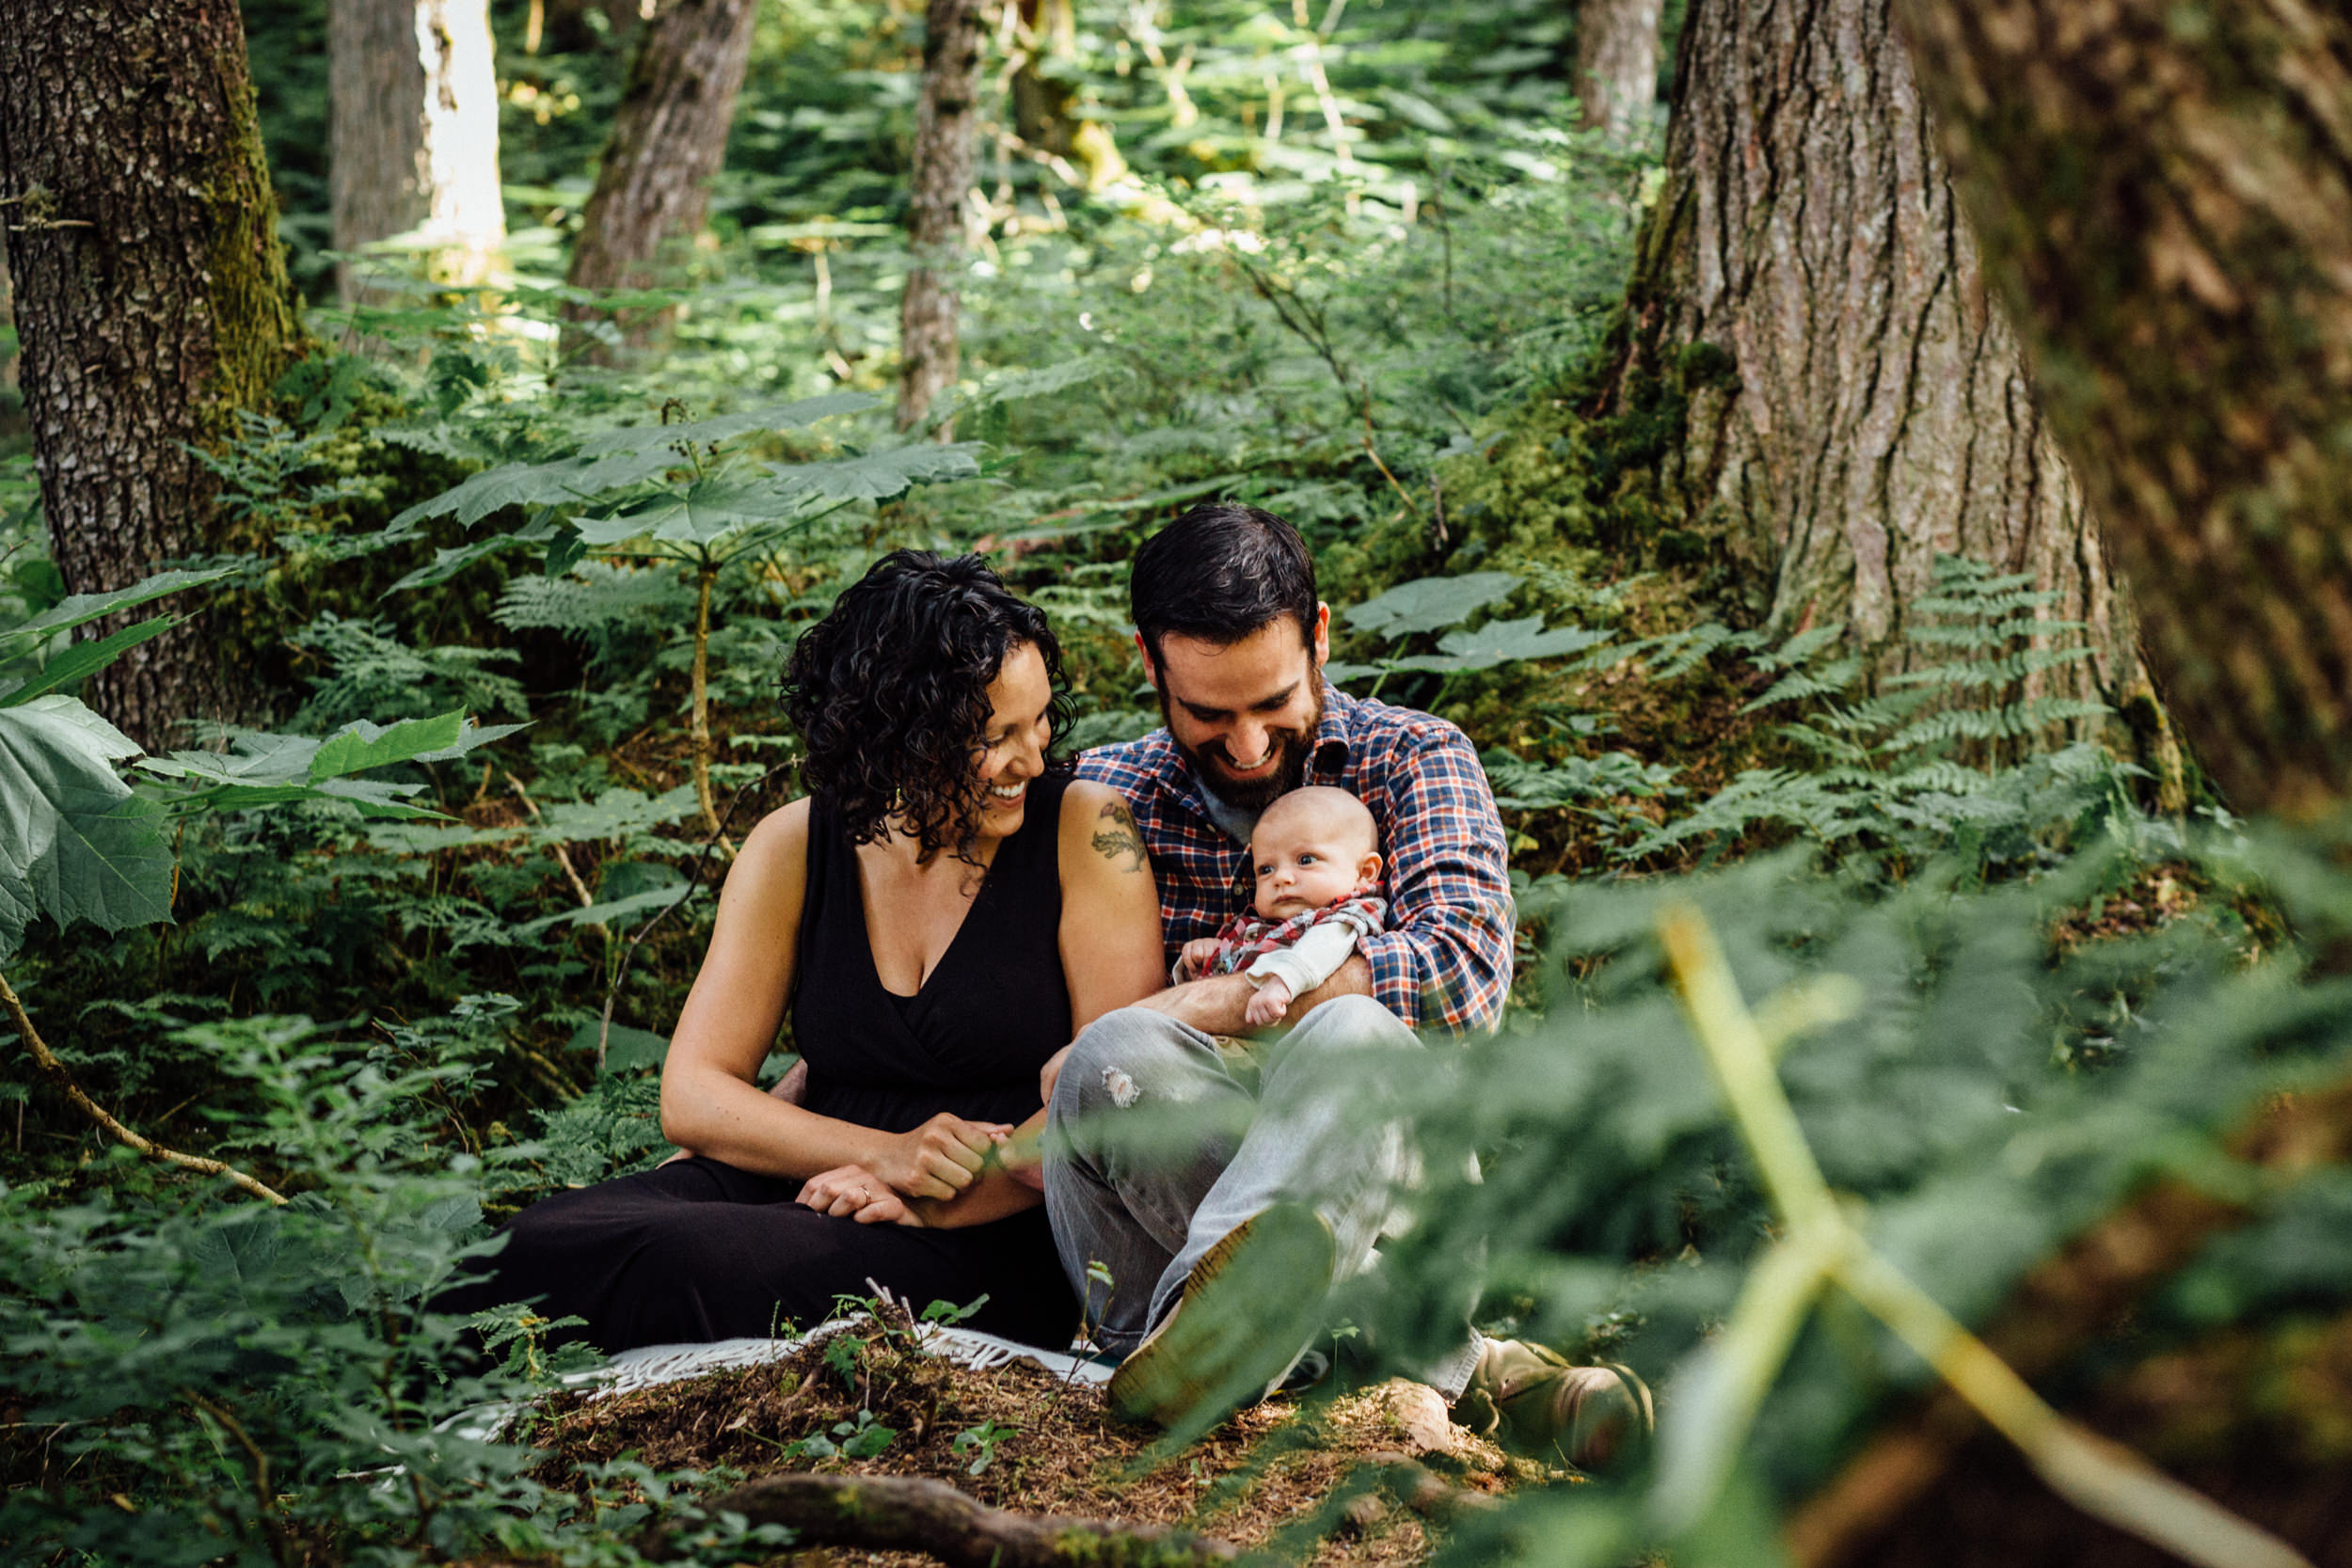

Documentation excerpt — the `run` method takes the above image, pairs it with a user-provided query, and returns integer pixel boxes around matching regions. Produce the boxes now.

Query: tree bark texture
[0,0,306,746]
[1890,0,2352,819]
[1576,0,1662,140]
[328,0,509,306]
[1618,0,2144,716]
[564,0,756,349]
[898,0,986,434]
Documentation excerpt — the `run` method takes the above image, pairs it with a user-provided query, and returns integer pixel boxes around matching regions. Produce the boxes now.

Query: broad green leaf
[387,447,682,531]
[763,442,984,504]
[579,480,807,546]
[518,883,692,937]
[1341,572,1518,640]
[1387,616,1612,673]
[572,393,878,456]
[567,1021,670,1073]
[383,527,548,594]
[308,714,469,782]
[527,785,702,843]
[0,566,233,663]
[0,615,177,706]
[0,696,173,958]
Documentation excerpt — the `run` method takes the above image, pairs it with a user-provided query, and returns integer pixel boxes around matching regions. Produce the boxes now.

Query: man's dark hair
[783,550,1073,862]
[1130,503,1318,668]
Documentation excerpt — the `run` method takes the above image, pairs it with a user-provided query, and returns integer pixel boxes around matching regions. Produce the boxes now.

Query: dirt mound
[528,1309,1566,1563]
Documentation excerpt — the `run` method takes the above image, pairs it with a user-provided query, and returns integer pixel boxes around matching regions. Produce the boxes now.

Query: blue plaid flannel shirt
[1074,683,1514,1034]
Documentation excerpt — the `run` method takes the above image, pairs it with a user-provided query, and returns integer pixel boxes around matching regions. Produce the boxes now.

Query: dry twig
[0,966,286,1205]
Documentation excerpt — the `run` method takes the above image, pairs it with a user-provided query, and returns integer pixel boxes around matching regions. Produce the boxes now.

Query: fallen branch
[653,1473,1238,1568]
[1786,1076,2352,1567]
[0,966,286,1205]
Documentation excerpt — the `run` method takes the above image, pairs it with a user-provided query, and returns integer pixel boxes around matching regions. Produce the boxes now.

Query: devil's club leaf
[1341,573,1518,640]
[0,697,172,958]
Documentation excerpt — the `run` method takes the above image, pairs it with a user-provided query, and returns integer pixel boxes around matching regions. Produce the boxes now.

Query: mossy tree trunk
[1893,0,2352,819]
[329,0,509,306]
[564,0,757,355]
[1611,0,2145,721]
[0,0,306,746]
[898,0,986,434]
[1576,0,1661,141]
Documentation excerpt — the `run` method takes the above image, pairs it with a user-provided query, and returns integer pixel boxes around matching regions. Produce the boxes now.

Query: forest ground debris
[525,1308,1548,1566]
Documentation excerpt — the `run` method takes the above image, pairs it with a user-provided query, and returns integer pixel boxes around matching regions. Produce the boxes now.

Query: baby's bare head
[1248,786,1381,920]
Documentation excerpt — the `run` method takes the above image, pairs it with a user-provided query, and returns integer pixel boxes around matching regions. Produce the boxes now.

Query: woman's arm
[659,801,1004,1196]
[1058,782,1169,1030]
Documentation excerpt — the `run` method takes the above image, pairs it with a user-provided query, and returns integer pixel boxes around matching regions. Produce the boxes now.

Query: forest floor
[508,1307,1567,1565]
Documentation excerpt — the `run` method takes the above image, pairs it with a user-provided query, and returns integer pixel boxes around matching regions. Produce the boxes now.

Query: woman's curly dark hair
[783,550,1074,861]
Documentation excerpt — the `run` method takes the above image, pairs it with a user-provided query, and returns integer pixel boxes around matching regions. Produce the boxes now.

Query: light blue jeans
[1041,994,1484,1398]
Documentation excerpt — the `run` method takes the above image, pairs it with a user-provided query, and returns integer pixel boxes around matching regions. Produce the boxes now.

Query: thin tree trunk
[564,0,757,356]
[898,0,986,435]
[0,0,306,747]
[329,0,509,306]
[1893,0,2352,819]
[1576,0,1661,141]
[1607,0,2143,724]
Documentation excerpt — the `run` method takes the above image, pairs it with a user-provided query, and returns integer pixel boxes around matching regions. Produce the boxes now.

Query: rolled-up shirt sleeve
[1358,724,1515,1034]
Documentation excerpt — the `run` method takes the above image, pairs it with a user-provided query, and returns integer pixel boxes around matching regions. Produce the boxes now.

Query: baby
[1176,785,1388,1027]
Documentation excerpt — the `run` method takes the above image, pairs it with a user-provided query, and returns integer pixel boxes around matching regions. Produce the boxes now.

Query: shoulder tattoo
[1089,798,1150,873]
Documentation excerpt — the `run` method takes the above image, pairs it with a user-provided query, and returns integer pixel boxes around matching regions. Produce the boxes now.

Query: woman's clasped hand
[794,1112,1020,1224]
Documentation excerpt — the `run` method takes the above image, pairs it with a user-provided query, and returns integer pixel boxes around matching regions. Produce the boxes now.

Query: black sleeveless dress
[447,774,1080,1351]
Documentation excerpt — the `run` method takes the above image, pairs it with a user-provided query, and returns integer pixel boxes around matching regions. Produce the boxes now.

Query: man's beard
[1159,680,1324,814]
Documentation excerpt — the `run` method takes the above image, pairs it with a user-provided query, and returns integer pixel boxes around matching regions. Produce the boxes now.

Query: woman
[454,551,1166,1351]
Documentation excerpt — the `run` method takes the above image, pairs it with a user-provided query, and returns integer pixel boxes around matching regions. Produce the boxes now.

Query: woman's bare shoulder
[1059,777,1148,875]
[725,798,814,901]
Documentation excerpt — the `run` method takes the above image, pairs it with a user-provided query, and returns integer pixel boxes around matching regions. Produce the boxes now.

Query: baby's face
[1250,811,1375,920]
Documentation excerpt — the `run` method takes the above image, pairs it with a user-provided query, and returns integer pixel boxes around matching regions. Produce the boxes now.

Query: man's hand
[1245,975,1294,1027]
[798,1164,920,1225]
[868,1113,1009,1200]
[767,1058,809,1104]
[1039,1042,1074,1105]
[1175,937,1223,981]
[1138,956,1375,1036]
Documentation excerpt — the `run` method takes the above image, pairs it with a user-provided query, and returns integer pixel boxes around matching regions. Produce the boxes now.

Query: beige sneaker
[1106,1201,1334,1433]
[1452,1338,1653,1471]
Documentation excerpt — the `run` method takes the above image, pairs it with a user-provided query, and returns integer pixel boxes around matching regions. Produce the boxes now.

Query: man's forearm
[1138,955,1374,1035]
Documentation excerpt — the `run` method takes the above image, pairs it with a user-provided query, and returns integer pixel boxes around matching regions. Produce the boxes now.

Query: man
[1045,502,1647,1465]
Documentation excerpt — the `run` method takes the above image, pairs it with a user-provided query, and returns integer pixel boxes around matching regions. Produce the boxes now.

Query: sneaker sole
[1107,1202,1334,1430]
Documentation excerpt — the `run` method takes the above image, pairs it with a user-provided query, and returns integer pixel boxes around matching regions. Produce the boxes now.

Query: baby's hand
[1245,976,1294,1028]
[1177,937,1223,981]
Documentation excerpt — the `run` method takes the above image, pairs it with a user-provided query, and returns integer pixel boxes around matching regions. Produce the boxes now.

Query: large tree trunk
[1575,0,1661,140]
[1892,0,2352,820]
[329,0,509,307]
[0,0,306,746]
[897,0,986,434]
[564,0,757,352]
[1613,0,2144,721]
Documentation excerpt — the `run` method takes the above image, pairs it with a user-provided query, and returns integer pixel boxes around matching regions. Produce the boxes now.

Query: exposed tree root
[0,964,287,1205]
[655,1472,1241,1567]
